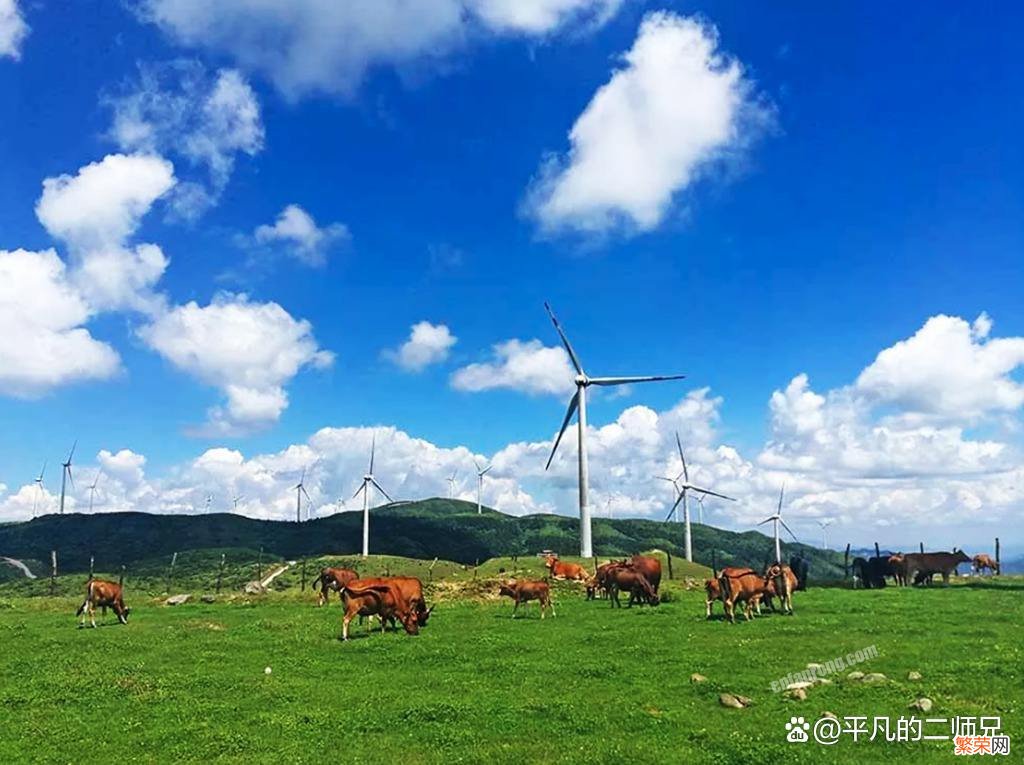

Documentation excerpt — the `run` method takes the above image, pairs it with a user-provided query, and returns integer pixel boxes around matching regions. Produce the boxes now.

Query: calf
[339,580,419,640]
[606,565,659,608]
[311,566,358,607]
[76,579,130,628]
[972,554,999,576]
[717,569,768,623]
[499,580,554,619]
[766,563,798,615]
[543,555,590,582]
[704,578,721,619]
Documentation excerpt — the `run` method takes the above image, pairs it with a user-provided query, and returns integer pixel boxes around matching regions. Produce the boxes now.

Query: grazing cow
[339,580,419,640]
[590,560,627,599]
[543,555,590,582]
[852,556,889,589]
[630,555,662,594]
[717,568,768,623]
[887,554,906,586]
[352,576,433,629]
[606,565,659,608]
[788,555,810,591]
[704,578,721,619]
[311,566,359,607]
[765,563,798,616]
[499,580,554,619]
[903,550,971,586]
[972,554,999,576]
[76,579,130,628]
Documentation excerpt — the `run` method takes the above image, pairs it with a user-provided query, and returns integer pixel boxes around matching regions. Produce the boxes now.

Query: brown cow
[972,554,999,575]
[76,579,130,628]
[544,555,590,582]
[704,578,721,619]
[606,565,659,608]
[499,579,555,618]
[589,559,627,599]
[340,580,419,640]
[352,576,433,629]
[903,550,971,586]
[717,569,768,623]
[630,555,662,594]
[765,563,798,615]
[887,554,906,586]
[311,566,359,607]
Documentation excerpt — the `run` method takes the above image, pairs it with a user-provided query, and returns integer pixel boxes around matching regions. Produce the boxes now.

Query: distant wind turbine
[233,495,243,512]
[817,518,835,550]
[204,494,213,513]
[353,434,393,557]
[474,460,492,515]
[543,303,685,558]
[88,471,102,513]
[660,432,736,562]
[446,470,458,500]
[58,441,76,515]
[294,467,312,523]
[32,461,46,518]
[758,484,799,563]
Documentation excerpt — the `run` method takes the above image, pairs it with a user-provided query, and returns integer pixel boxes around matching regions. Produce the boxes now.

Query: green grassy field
[0,571,1019,764]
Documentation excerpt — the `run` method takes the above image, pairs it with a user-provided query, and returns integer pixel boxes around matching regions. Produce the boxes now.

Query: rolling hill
[0,498,847,580]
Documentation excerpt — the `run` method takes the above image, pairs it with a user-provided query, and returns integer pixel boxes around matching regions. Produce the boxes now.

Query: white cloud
[527,12,771,236]
[451,338,574,395]
[35,153,175,312]
[138,0,623,98]
[385,321,457,372]
[107,63,263,219]
[0,0,28,60]
[138,293,334,434]
[855,313,1024,422]
[252,204,349,267]
[97,449,147,486]
[0,249,121,397]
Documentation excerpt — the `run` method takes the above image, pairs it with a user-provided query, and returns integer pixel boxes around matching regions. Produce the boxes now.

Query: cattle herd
[72,546,1000,635]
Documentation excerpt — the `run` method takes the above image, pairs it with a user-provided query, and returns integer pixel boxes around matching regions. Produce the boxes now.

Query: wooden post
[50,550,57,596]
[919,542,924,554]
[874,542,881,559]
[165,552,177,593]
[666,550,674,580]
[118,565,125,589]
[89,556,94,582]
[428,556,438,583]
[301,559,307,591]
[995,537,1000,575]
[844,543,850,579]
[257,547,263,581]
[216,553,226,594]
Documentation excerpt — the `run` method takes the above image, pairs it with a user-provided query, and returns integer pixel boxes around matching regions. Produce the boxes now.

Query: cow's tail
[310,571,323,591]
[76,580,94,616]
[718,573,732,603]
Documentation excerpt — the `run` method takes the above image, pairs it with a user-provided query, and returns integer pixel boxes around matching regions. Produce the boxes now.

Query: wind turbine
[58,441,76,515]
[294,467,312,523]
[474,460,492,515]
[32,461,46,518]
[544,303,685,558]
[816,518,835,550]
[88,471,102,513]
[661,432,736,562]
[446,470,458,500]
[353,434,393,557]
[232,495,243,512]
[758,484,799,563]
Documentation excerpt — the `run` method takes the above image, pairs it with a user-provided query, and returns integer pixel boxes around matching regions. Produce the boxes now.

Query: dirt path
[260,561,294,588]
[1,557,37,579]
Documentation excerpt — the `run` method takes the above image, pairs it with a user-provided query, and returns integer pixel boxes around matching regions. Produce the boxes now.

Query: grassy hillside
[0,498,847,580]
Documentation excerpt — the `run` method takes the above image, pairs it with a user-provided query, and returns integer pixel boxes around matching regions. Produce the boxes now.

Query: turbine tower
[661,432,736,562]
[88,471,102,513]
[474,460,492,515]
[32,461,46,518]
[758,484,799,563]
[205,494,213,513]
[232,495,243,512]
[294,467,312,523]
[58,441,76,515]
[544,303,685,558]
[817,518,835,550]
[353,434,393,557]
[446,470,458,500]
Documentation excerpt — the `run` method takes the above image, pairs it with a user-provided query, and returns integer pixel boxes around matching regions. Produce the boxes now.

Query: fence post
[257,547,263,582]
[666,550,674,580]
[919,542,924,554]
[216,553,226,594]
[301,559,307,591]
[874,542,881,559]
[995,537,1000,575]
[89,555,94,582]
[119,565,125,589]
[428,556,438,583]
[50,550,57,596]
[165,552,177,593]
[844,543,850,579]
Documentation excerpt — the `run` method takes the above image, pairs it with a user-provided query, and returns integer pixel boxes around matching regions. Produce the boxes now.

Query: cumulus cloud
[451,338,575,395]
[107,62,263,219]
[137,0,624,98]
[138,293,334,434]
[35,153,175,312]
[0,0,28,60]
[385,321,457,372]
[526,12,772,236]
[251,204,350,267]
[0,249,121,397]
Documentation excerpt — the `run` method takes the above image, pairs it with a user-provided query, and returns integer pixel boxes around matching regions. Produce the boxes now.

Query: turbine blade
[370,478,394,503]
[473,459,481,472]
[690,487,736,502]
[589,374,686,386]
[664,491,685,522]
[353,481,367,499]
[369,433,376,475]
[545,391,580,471]
[481,465,492,475]
[38,461,46,480]
[67,440,77,463]
[544,302,583,375]
[301,486,312,502]
[780,519,799,542]
[778,483,785,514]
[67,466,75,491]
[757,517,773,526]
[300,466,307,484]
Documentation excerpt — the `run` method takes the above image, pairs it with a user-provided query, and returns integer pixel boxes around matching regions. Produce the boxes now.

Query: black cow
[852,556,889,589]
[788,555,810,591]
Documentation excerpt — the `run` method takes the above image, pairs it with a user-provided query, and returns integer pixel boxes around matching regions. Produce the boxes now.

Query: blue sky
[1,1,1022,553]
